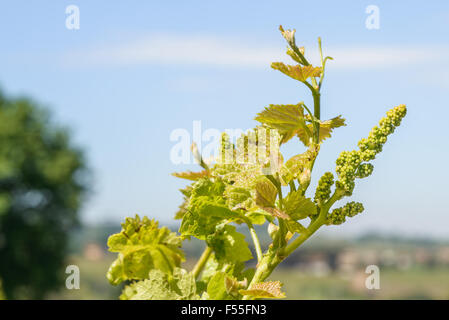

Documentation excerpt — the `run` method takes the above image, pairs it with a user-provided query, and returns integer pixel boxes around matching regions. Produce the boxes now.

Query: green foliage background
[0,90,88,299]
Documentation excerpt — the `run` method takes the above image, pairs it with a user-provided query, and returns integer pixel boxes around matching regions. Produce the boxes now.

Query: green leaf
[106,215,184,285]
[120,268,199,300]
[239,281,286,299]
[281,146,319,183]
[207,225,253,263]
[271,62,321,82]
[179,179,242,239]
[172,170,209,181]
[255,104,311,144]
[174,186,192,220]
[279,25,306,65]
[174,198,189,220]
[317,116,346,141]
[285,220,307,234]
[283,191,317,220]
[297,115,346,145]
[255,179,277,208]
[225,275,247,297]
[255,103,306,132]
[261,207,290,220]
[245,210,271,225]
[286,47,305,64]
[199,253,220,283]
[207,272,234,300]
[279,25,297,49]
[180,198,240,239]
[224,186,253,210]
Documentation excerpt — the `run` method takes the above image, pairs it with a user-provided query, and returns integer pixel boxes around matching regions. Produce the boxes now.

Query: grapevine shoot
[106,26,407,300]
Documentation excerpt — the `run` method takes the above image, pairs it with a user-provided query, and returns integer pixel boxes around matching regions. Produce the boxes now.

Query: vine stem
[243,33,335,300]
[248,223,263,263]
[192,246,212,279]
[284,189,343,256]
[243,185,343,300]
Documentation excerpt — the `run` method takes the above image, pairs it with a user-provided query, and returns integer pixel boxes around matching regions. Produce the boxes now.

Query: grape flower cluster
[326,201,364,225]
[335,105,407,196]
[314,172,334,205]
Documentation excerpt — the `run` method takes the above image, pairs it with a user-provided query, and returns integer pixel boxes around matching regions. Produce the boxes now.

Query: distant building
[83,243,105,261]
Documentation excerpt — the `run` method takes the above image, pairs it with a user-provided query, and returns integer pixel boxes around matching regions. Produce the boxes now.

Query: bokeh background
[0,0,448,299]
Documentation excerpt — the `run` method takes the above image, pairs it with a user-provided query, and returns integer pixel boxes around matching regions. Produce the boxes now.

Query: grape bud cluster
[335,105,406,195]
[314,172,334,204]
[326,201,364,225]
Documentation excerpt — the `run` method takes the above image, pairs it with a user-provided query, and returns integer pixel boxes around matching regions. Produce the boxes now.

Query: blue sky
[0,1,448,237]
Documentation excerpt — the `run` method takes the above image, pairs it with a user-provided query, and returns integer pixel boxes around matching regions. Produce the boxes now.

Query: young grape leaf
[207,272,234,300]
[179,178,243,239]
[207,225,253,263]
[120,268,199,300]
[180,196,241,239]
[106,215,184,285]
[317,116,346,141]
[261,207,290,220]
[271,63,321,82]
[279,25,306,65]
[245,210,272,225]
[285,220,307,234]
[225,275,247,297]
[224,186,253,211]
[172,170,209,181]
[174,198,189,220]
[255,179,277,208]
[297,115,346,146]
[239,281,286,299]
[255,104,306,132]
[283,190,317,220]
[282,146,319,182]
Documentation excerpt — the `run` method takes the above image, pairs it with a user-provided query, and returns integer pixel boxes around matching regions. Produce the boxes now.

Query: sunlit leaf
[271,62,321,82]
[106,215,184,285]
[179,178,243,239]
[283,191,317,220]
[261,207,290,220]
[172,170,209,181]
[297,115,346,145]
[207,225,253,263]
[120,268,199,300]
[239,281,286,299]
[254,179,277,208]
[282,146,319,182]
[255,103,311,144]
[207,272,234,300]
[285,220,307,234]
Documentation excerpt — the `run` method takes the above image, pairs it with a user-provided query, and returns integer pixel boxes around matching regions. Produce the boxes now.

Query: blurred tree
[0,90,88,299]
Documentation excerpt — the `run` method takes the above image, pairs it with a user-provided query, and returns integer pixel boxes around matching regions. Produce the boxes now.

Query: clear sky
[0,1,448,238]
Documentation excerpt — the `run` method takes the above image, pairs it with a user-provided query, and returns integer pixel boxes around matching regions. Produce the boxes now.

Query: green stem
[267,174,283,208]
[303,103,319,145]
[192,246,212,279]
[248,223,263,263]
[242,35,332,300]
[318,38,332,92]
[283,189,343,256]
[289,181,296,192]
[303,82,321,141]
[312,90,321,120]
[242,250,284,300]
[318,37,325,91]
